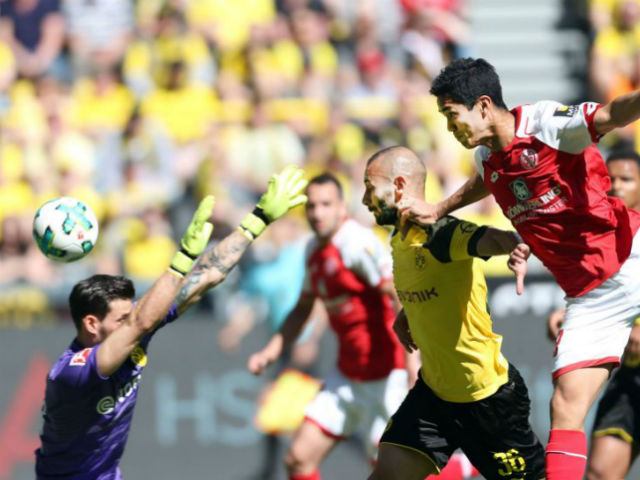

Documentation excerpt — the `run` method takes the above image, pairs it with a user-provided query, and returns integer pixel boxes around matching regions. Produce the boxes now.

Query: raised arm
[400,171,489,227]
[175,166,309,315]
[247,293,316,375]
[473,227,521,257]
[175,230,250,315]
[97,196,216,376]
[593,89,640,136]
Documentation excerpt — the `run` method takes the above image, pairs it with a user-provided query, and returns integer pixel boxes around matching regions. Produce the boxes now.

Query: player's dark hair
[430,58,508,110]
[69,275,135,330]
[307,172,344,199]
[606,149,640,173]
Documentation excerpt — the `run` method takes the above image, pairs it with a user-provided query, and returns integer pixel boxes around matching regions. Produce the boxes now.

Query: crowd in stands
[0,0,570,325]
[589,0,640,149]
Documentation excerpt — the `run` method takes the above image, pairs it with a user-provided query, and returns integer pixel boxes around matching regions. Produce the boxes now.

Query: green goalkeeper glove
[169,195,215,277]
[239,166,308,239]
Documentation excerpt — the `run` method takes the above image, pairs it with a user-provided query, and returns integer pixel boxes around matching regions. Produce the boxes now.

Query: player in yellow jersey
[362,146,545,480]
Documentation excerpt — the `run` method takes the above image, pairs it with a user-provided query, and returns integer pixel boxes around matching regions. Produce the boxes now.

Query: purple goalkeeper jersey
[35,305,178,479]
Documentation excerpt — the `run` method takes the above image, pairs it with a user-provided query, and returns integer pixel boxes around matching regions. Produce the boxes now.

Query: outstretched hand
[247,351,272,376]
[257,165,308,222]
[170,195,215,276]
[507,243,530,295]
[240,166,308,239]
[181,195,215,257]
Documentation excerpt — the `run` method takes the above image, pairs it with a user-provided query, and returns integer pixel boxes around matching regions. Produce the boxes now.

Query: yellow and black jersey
[391,216,509,403]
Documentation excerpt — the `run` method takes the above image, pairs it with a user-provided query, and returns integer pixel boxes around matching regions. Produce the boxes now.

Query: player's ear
[393,176,407,202]
[82,315,101,335]
[477,95,492,117]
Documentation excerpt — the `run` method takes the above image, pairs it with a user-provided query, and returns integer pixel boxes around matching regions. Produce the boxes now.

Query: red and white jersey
[302,219,405,380]
[474,100,640,297]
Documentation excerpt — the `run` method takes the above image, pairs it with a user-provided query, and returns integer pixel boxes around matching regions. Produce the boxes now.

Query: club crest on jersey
[519,149,538,169]
[415,250,426,270]
[459,221,476,234]
[509,178,532,202]
[70,348,91,367]
[490,171,499,183]
[130,346,147,367]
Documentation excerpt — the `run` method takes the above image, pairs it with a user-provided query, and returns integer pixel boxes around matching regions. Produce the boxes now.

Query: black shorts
[380,364,545,480]
[592,365,640,445]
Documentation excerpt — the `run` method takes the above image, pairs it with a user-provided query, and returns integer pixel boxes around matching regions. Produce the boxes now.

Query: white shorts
[554,232,640,378]
[304,368,408,459]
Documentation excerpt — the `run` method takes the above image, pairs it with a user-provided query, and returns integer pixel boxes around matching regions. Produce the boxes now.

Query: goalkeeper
[35,167,307,480]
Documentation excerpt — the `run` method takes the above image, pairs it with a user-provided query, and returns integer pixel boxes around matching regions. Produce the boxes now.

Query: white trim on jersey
[473,100,601,178]
[301,219,393,295]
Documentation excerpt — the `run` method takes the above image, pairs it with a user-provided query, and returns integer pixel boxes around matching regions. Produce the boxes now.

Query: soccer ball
[33,197,99,263]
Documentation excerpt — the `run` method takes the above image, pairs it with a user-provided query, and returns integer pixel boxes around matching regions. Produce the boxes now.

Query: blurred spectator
[0,39,16,94]
[590,0,640,102]
[589,0,618,32]
[122,205,176,283]
[0,214,56,286]
[400,0,471,77]
[0,0,65,78]
[342,47,400,145]
[67,68,135,134]
[123,6,215,98]
[63,0,133,76]
[223,101,305,193]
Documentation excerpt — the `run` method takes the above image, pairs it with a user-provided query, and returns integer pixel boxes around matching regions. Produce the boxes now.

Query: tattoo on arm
[205,232,251,275]
[176,231,251,311]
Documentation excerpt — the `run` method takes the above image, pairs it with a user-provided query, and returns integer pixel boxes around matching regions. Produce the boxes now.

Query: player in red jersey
[546,149,640,480]
[398,57,640,480]
[248,173,416,480]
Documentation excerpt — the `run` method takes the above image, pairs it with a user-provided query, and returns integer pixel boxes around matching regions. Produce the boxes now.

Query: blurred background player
[546,148,640,480]
[35,167,307,479]
[217,215,328,480]
[401,57,640,480]
[363,146,544,480]
[248,172,418,480]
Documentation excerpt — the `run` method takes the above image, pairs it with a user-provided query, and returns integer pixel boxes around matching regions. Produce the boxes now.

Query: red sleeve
[583,102,603,143]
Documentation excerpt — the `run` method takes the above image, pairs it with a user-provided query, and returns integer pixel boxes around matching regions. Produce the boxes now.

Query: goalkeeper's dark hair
[69,275,135,330]
[430,58,508,110]
[307,172,344,199]
[606,149,640,173]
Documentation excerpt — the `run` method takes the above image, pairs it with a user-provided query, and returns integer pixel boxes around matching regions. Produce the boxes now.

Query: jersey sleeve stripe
[425,217,459,263]
[466,226,490,260]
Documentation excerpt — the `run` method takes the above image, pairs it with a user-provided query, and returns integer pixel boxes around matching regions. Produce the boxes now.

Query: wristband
[170,249,196,276]
[240,211,267,238]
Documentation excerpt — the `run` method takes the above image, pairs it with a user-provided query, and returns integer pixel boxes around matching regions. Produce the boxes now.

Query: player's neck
[484,109,516,152]
[316,218,346,245]
[75,332,99,349]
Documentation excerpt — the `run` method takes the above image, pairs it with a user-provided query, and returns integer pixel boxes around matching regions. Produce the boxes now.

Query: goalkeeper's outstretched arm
[175,166,308,315]
[176,230,251,314]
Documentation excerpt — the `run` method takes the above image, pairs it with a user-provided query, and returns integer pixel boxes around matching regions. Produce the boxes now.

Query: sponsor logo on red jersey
[509,178,532,202]
[69,348,91,367]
